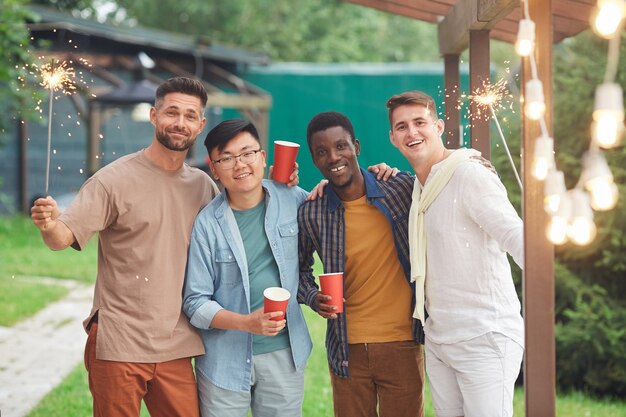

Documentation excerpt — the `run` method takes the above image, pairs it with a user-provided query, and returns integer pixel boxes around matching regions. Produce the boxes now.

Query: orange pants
[84,323,200,417]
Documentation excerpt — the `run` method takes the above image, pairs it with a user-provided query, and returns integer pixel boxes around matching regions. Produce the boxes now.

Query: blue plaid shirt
[297,168,425,378]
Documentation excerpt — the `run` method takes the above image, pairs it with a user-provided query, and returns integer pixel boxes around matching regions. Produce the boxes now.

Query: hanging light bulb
[532,135,555,180]
[567,189,597,246]
[593,0,626,39]
[590,181,619,210]
[544,170,566,214]
[515,19,536,57]
[546,191,572,245]
[524,79,546,120]
[592,82,625,148]
[582,150,619,210]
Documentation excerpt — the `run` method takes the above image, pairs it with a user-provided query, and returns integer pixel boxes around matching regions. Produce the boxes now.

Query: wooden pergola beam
[522,0,556,415]
[443,54,461,149]
[438,0,518,54]
[468,29,491,159]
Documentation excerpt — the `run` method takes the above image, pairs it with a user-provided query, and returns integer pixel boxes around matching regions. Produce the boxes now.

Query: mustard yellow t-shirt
[343,195,413,344]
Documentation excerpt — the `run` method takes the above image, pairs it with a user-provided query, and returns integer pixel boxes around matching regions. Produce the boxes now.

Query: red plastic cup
[273,141,300,183]
[319,272,344,313]
[263,287,290,321]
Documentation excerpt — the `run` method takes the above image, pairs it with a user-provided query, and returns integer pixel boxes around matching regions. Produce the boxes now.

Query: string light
[592,82,625,148]
[568,190,597,246]
[582,150,619,210]
[544,170,566,215]
[524,79,546,121]
[531,135,555,181]
[593,0,626,39]
[546,191,571,245]
[517,0,622,246]
[515,19,536,57]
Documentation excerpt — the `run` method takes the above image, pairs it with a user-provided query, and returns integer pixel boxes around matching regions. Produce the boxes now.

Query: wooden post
[469,29,491,159]
[443,54,461,149]
[522,0,556,415]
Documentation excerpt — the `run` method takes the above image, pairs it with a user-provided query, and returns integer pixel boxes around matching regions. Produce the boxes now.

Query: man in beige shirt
[30,77,218,417]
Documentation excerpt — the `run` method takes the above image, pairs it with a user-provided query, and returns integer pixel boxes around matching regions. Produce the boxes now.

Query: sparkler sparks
[38,59,76,94]
[466,79,523,191]
[467,78,513,121]
[35,59,78,195]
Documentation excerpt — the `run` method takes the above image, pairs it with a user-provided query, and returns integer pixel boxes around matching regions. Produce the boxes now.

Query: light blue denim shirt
[183,179,313,392]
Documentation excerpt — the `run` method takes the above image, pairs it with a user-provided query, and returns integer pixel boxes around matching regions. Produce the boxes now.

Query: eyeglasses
[211,149,262,170]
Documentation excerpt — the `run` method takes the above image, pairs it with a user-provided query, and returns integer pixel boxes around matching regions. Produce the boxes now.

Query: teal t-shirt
[233,199,290,355]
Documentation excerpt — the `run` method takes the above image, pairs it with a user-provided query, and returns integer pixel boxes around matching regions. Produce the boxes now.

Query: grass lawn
[25,306,626,416]
[0,215,97,325]
[0,276,69,326]
[2,215,625,416]
[0,215,97,283]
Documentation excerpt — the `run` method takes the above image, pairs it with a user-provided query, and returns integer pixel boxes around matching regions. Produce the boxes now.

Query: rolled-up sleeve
[183,219,224,330]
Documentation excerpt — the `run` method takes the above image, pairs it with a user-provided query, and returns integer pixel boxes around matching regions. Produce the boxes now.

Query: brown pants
[330,341,425,417]
[84,323,200,417]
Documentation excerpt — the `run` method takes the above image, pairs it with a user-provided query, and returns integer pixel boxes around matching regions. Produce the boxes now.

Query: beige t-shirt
[59,150,219,362]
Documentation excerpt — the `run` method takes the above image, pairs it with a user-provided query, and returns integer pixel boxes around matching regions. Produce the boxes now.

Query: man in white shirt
[386,90,524,417]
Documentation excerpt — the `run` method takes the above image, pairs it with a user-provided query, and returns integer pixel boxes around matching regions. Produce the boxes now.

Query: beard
[156,129,195,152]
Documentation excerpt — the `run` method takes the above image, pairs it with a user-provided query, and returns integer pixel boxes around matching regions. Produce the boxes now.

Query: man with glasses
[182,118,312,417]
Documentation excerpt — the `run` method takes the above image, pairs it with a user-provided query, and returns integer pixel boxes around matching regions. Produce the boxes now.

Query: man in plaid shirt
[298,111,425,417]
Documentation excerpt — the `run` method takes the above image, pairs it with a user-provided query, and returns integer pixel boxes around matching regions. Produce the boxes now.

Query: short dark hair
[204,118,260,156]
[155,77,208,108]
[306,111,356,153]
[386,90,438,127]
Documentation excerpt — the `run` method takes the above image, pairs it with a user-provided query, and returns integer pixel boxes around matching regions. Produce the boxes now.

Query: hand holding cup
[319,272,344,313]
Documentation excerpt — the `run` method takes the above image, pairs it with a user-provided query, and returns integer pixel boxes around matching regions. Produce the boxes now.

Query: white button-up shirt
[422,161,524,346]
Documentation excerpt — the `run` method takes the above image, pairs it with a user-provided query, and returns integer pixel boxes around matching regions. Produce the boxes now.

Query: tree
[0,0,40,136]
[551,33,626,396]
[106,0,440,63]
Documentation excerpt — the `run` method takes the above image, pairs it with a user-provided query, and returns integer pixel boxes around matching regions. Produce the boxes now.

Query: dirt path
[0,278,93,417]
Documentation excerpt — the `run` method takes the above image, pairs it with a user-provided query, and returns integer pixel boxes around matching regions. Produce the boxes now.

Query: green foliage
[553,31,626,287]
[0,0,40,135]
[29,0,96,14]
[105,0,439,63]
[555,265,626,397]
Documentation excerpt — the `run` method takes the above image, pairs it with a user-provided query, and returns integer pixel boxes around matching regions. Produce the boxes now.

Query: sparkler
[469,79,524,191]
[36,59,76,195]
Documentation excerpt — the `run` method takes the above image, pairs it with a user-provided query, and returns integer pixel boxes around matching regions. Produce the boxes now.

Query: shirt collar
[326,168,385,211]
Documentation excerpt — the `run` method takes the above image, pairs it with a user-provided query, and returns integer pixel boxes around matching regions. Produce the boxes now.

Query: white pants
[197,348,305,417]
[425,332,523,417]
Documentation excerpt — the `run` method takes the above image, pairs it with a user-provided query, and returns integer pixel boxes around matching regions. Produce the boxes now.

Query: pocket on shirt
[215,249,240,286]
[278,221,299,260]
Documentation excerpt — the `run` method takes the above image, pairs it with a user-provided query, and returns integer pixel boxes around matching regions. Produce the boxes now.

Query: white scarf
[409,148,481,324]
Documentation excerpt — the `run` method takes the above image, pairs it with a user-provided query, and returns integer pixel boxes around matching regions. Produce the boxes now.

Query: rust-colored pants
[84,323,200,417]
[330,341,425,417]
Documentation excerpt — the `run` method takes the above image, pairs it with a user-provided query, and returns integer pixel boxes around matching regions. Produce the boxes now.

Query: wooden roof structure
[346,0,595,49]
[345,1,602,416]
[16,6,274,206]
